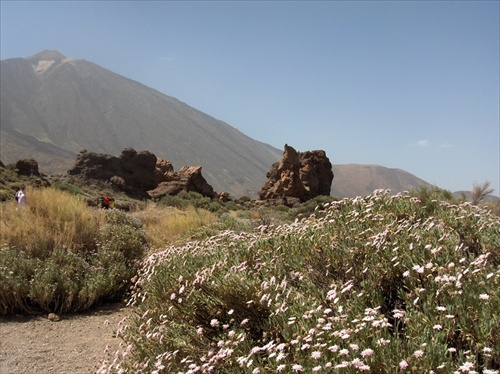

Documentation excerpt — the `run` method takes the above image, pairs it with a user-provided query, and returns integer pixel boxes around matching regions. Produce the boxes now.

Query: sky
[1,1,499,195]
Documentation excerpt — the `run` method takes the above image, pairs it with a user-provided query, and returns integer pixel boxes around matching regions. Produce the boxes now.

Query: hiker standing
[16,185,28,209]
[103,195,110,209]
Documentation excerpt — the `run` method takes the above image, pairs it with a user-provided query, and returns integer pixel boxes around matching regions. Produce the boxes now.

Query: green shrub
[159,191,227,214]
[287,194,336,220]
[409,185,463,216]
[101,190,500,373]
[0,191,147,315]
[158,194,191,209]
[53,182,87,196]
[181,213,251,241]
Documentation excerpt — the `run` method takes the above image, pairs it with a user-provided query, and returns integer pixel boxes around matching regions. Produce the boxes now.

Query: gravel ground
[0,303,132,374]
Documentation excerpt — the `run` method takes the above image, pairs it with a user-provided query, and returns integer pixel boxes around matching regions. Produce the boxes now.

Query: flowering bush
[99,190,500,373]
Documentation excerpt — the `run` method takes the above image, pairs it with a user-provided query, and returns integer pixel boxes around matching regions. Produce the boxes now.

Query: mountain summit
[27,49,67,62]
[0,50,282,197]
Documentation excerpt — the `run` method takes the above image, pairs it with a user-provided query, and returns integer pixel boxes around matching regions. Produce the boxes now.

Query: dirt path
[0,303,132,374]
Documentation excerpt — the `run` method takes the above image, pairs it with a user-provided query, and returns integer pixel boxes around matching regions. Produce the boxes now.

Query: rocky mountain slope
[1,50,282,197]
[332,164,431,198]
[2,50,437,198]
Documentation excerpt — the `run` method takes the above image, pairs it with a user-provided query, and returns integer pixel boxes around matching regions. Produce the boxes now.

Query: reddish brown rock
[259,144,333,202]
[67,148,215,199]
[154,158,175,183]
[68,148,157,196]
[15,158,40,176]
[148,165,214,199]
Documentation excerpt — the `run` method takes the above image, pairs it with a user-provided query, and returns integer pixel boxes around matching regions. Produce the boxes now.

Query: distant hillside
[332,164,431,198]
[0,50,282,197]
[453,191,500,202]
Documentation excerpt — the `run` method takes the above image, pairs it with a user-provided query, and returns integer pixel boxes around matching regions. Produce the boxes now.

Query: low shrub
[0,188,147,314]
[100,190,499,373]
[52,181,87,196]
[287,194,336,220]
[159,191,227,214]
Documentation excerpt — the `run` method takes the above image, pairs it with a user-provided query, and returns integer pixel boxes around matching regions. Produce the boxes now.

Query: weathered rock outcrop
[68,148,157,193]
[15,158,40,176]
[258,144,333,202]
[148,166,214,199]
[68,148,215,199]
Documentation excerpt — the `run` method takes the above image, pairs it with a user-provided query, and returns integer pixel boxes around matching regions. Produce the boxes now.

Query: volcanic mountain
[0,50,282,197]
[2,50,436,198]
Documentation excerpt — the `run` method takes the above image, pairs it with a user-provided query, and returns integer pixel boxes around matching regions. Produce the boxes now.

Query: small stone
[48,313,60,322]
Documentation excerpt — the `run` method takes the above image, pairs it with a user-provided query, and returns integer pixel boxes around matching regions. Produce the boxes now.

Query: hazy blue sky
[1,1,499,194]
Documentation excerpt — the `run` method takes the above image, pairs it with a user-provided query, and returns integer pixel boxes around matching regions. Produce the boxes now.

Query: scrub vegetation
[99,190,499,373]
[1,180,499,373]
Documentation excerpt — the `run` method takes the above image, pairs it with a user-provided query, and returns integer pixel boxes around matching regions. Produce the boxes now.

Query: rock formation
[15,158,40,176]
[68,148,215,199]
[148,166,214,199]
[258,144,333,202]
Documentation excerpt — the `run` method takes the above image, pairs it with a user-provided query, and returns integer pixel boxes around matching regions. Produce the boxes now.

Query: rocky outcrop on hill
[68,148,215,199]
[148,166,214,199]
[15,158,40,176]
[259,144,333,202]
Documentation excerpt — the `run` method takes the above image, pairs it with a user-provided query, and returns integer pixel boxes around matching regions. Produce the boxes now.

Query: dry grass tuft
[132,203,217,250]
[1,187,105,255]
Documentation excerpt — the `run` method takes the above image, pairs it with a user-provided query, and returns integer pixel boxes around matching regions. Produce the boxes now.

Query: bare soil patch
[0,303,132,374]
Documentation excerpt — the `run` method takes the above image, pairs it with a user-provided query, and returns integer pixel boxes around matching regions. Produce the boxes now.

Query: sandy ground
[0,303,132,374]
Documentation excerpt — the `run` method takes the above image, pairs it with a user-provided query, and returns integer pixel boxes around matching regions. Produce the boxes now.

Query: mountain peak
[27,50,67,62]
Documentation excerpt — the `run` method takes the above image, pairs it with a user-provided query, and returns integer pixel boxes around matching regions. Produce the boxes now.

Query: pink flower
[413,349,424,358]
[399,360,409,370]
[292,364,303,371]
[393,309,405,319]
[459,362,474,371]
[361,348,374,357]
[311,351,322,359]
[351,358,364,368]
[479,294,490,300]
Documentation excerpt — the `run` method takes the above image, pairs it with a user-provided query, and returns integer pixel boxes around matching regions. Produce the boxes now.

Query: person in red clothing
[103,195,110,209]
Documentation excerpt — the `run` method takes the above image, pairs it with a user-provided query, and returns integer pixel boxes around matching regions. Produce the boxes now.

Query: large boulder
[148,166,214,199]
[258,144,333,202]
[68,148,215,199]
[15,158,40,176]
[68,148,158,193]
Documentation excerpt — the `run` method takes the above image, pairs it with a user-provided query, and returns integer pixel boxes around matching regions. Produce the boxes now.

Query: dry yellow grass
[132,203,217,250]
[0,187,105,255]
